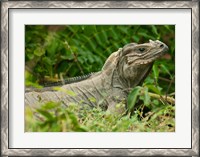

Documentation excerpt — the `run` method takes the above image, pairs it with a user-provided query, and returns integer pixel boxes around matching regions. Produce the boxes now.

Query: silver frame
[1,1,199,156]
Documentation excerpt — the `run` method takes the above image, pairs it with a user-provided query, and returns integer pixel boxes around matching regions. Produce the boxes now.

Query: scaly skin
[25,40,168,113]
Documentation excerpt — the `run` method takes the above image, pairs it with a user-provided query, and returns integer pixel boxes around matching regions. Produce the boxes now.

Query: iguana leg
[106,92,127,115]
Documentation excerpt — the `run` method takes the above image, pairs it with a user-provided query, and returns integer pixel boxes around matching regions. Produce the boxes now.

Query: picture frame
[1,1,199,156]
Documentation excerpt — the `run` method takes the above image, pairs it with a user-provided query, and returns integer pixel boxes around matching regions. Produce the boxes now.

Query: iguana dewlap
[25,40,168,113]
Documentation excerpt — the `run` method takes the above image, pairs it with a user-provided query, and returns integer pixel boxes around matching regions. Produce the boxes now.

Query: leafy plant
[25,25,175,84]
[25,100,174,132]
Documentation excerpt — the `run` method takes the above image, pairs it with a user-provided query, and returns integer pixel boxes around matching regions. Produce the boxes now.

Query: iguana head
[117,40,168,88]
[102,40,168,89]
[121,40,168,65]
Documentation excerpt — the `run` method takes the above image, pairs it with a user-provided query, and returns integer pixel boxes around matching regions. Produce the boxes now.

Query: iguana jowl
[25,40,168,113]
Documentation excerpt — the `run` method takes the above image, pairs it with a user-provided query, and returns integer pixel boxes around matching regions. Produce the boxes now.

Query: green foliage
[25,25,175,132]
[25,25,175,85]
[127,86,142,112]
[25,101,175,132]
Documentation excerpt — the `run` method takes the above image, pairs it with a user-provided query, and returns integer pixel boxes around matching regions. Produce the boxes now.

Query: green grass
[25,97,175,132]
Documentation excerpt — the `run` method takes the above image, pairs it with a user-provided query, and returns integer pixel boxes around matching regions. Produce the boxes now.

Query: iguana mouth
[137,49,167,65]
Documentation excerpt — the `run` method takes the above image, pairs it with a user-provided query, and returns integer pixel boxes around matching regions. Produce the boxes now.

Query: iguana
[25,40,168,113]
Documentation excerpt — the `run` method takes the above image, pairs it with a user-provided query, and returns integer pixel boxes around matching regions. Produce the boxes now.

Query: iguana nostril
[160,44,164,48]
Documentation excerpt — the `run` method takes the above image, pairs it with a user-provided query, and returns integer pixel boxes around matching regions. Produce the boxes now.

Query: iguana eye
[138,48,145,52]
[160,44,164,48]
